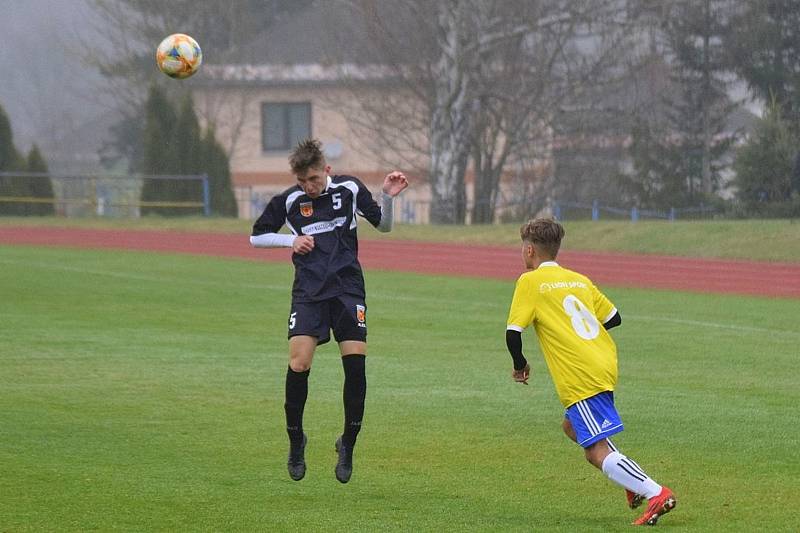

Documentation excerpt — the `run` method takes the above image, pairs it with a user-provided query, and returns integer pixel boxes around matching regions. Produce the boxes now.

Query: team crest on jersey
[356,305,366,327]
[300,201,313,217]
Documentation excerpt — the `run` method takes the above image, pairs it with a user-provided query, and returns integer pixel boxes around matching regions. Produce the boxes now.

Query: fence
[0,172,210,217]
[241,187,430,223]
[552,200,717,222]
[239,187,717,223]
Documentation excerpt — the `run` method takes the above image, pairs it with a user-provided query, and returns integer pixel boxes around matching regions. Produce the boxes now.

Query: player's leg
[339,341,367,448]
[605,439,646,509]
[563,417,644,509]
[331,296,368,483]
[284,335,316,481]
[566,393,676,525]
[284,301,329,481]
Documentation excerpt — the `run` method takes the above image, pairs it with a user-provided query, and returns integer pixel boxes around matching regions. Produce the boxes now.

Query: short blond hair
[520,218,565,259]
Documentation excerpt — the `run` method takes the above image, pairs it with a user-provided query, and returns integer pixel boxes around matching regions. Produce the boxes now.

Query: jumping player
[250,138,408,483]
[504,218,677,526]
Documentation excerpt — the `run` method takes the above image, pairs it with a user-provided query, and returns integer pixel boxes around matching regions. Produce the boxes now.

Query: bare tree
[469,1,632,223]
[332,0,633,224]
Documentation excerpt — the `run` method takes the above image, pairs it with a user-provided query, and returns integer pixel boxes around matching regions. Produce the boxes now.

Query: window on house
[261,102,311,151]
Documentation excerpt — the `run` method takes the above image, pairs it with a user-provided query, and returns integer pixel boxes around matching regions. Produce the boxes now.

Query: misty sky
[0,0,105,152]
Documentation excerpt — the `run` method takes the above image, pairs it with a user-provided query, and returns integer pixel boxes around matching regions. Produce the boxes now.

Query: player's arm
[506,276,535,385]
[505,329,527,371]
[590,280,621,330]
[250,194,313,254]
[603,310,622,330]
[355,172,408,232]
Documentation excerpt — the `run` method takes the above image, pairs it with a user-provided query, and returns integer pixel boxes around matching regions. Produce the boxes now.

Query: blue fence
[552,200,716,222]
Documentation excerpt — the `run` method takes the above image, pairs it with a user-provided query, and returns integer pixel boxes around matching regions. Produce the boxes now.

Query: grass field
[1,216,800,262]
[1,245,799,531]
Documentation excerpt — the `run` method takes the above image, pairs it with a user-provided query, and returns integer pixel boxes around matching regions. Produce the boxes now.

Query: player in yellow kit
[505,218,677,526]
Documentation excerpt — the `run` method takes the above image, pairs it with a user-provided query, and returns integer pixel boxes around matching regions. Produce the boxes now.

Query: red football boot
[626,489,645,509]
[632,487,676,526]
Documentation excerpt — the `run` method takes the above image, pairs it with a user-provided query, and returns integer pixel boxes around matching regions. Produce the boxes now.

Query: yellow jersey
[506,261,619,407]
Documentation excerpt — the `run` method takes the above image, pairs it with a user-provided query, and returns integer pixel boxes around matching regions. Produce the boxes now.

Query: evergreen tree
[139,86,236,217]
[140,84,178,216]
[202,127,238,217]
[0,103,29,215]
[26,144,55,216]
[170,94,204,216]
[734,101,796,205]
[621,1,737,208]
[0,104,18,171]
[727,1,800,130]
[664,0,737,196]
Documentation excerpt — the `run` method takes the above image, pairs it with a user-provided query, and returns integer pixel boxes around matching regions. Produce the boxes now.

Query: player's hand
[382,171,409,197]
[293,235,314,255]
[511,363,530,385]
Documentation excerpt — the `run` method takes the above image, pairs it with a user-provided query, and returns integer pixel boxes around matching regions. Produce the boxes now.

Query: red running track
[1,226,799,299]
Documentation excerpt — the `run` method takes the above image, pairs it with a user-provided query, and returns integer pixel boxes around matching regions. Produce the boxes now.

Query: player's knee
[583,441,608,469]
[289,360,311,372]
[583,449,597,466]
[561,419,576,441]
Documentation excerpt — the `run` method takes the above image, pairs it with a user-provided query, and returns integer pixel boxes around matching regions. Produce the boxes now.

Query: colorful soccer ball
[156,33,202,79]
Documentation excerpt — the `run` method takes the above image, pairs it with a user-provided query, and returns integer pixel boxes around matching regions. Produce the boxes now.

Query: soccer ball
[156,33,202,79]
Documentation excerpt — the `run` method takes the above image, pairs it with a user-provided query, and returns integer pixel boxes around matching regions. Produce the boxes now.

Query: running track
[1,226,799,299]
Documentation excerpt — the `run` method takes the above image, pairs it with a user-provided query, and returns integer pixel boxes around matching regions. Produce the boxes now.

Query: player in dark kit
[250,138,409,483]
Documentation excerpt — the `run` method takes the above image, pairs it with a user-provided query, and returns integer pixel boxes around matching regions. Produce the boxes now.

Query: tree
[469,2,631,223]
[734,100,796,205]
[139,86,236,217]
[0,103,30,216]
[202,127,238,217]
[337,0,630,224]
[617,0,737,208]
[25,145,55,216]
[665,0,737,196]
[140,85,179,216]
[727,1,800,130]
[0,104,21,172]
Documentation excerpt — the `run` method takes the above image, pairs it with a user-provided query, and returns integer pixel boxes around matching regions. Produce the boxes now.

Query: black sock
[341,355,366,448]
[285,366,309,446]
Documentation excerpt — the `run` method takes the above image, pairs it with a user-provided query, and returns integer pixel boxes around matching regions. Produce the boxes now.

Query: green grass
[1,245,799,531]
[2,216,800,262]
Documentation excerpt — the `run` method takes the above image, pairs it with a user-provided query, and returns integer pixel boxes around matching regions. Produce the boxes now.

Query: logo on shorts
[356,305,366,327]
[601,419,612,429]
[300,201,313,217]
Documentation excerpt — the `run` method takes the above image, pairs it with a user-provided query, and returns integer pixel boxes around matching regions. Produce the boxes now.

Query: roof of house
[199,63,396,87]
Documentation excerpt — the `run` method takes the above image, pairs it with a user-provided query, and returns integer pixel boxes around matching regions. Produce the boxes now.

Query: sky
[0,0,106,154]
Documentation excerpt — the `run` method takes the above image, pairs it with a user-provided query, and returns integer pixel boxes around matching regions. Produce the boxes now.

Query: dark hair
[520,217,565,259]
[289,138,325,175]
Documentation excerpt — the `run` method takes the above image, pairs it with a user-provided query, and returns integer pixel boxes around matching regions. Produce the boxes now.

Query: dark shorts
[287,294,367,345]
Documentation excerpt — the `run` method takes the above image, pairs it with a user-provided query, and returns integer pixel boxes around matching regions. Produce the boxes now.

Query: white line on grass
[627,315,800,338]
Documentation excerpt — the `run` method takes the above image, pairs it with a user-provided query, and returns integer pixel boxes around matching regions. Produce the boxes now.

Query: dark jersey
[252,175,383,302]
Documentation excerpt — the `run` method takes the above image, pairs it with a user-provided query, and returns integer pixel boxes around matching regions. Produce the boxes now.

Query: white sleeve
[250,233,296,248]
[375,192,394,233]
